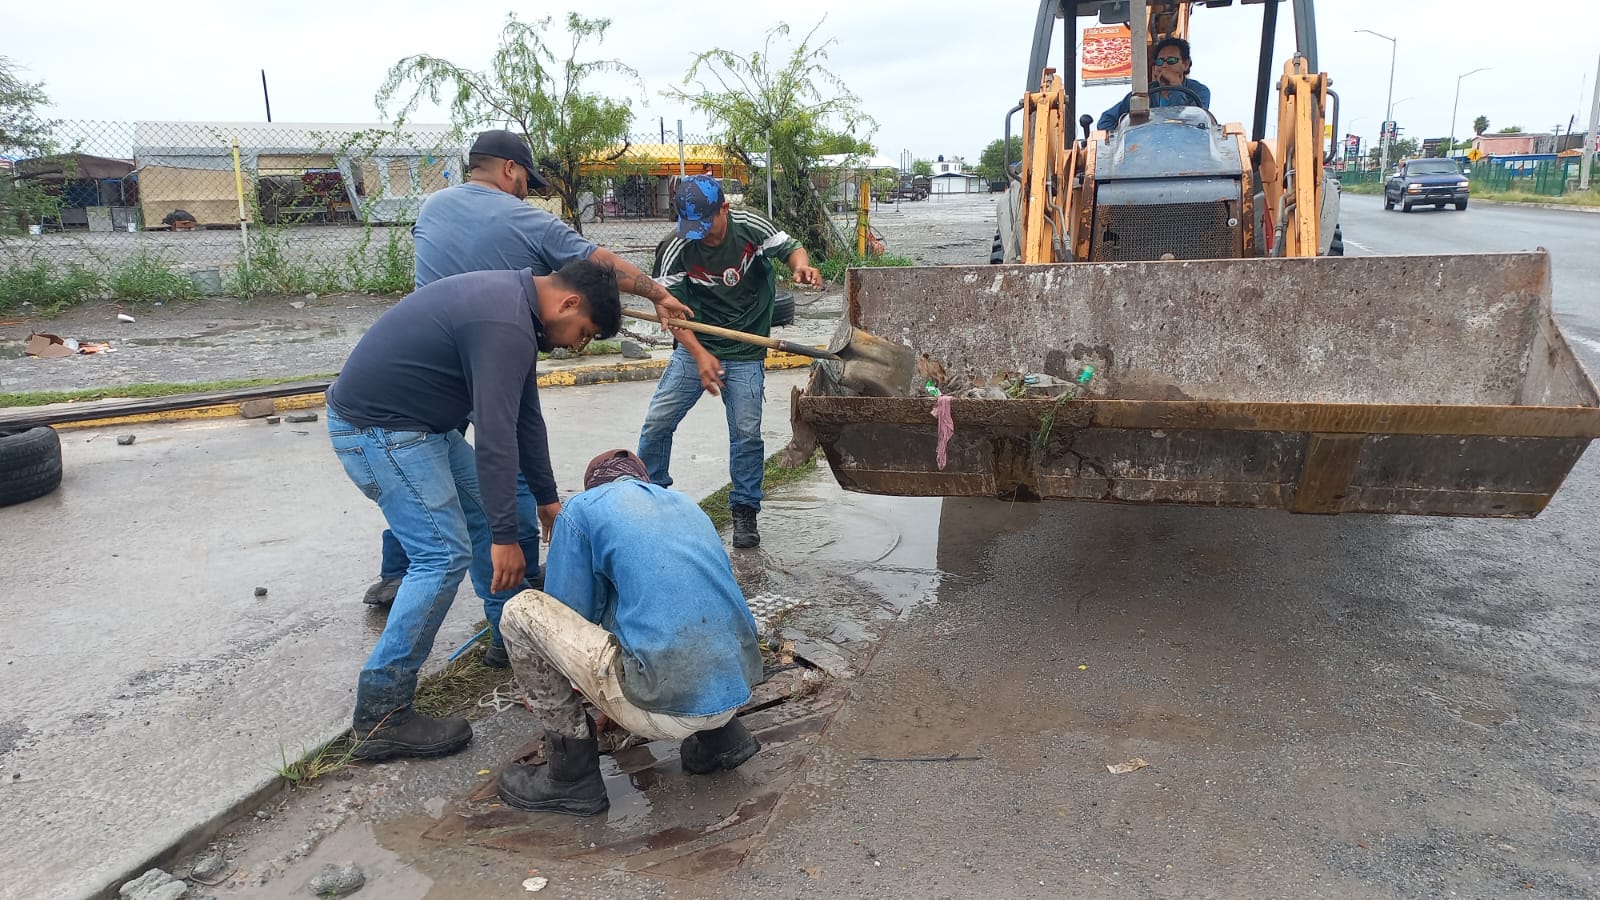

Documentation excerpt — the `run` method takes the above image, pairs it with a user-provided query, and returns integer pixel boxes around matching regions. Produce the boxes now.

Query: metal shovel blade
[822,318,921,398]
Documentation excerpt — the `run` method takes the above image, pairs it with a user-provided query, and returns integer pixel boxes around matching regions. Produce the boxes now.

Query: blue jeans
[380,473,542,592]
[326,407,523,726]
[638,347,765,511]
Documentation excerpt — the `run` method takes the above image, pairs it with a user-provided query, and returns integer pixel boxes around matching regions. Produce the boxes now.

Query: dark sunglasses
[1154,55,1184,66]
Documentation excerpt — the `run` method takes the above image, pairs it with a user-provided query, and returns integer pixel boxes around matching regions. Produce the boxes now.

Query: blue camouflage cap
[673,175,724,240]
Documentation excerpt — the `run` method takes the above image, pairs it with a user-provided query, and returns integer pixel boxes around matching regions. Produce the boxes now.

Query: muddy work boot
[362,576,402,607]
[350,710,472,761]
[730,504,760,550]
[680,718,760,775]
[497,725,609,816]
[481,641,509,669]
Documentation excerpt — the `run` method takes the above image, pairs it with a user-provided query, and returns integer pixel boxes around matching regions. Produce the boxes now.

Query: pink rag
[932,394,954,470]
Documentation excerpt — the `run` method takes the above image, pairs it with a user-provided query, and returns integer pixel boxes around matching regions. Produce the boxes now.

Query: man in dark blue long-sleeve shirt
[363,130,694,619]
[325,259,621,760]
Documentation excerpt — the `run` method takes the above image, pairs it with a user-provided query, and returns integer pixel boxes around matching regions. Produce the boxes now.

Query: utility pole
[1583,53,1600,191]
[1358,30,1397,174]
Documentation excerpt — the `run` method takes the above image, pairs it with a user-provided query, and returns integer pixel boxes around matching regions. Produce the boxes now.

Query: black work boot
[481,642,509,669]
[497,724,610,816]
[680,718,761,775]
[731,504,760,549]
[362,576,401,607]
[350,710,471,761]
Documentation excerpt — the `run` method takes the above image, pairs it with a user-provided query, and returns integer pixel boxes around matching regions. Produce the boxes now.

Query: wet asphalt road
[177,196,1600,899]
[733,199,1600,898]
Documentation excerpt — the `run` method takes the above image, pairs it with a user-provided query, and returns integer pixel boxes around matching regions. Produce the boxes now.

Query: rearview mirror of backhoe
[1098,1,1130,24]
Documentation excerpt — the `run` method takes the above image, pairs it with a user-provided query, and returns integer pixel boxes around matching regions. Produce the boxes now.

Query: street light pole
[1582,53,1599,191]
[1449,67,1490,159]
[1358,29,1397,174]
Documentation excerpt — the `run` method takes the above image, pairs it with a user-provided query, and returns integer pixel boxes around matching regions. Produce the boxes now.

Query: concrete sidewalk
[0,371,807,900]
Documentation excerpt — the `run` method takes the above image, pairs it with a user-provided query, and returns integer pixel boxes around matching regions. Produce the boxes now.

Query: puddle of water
[127,323,359,345]
[240,822,435,900]
[119,336,222,348]
[595,753,656,830]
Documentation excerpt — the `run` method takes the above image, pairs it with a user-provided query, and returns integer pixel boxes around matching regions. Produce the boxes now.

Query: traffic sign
[1466,148,1484,162]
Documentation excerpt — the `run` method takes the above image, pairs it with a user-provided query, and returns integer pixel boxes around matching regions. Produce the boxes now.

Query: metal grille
[1089,200,1237,262]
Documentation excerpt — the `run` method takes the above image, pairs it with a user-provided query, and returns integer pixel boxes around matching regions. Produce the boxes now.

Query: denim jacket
[543,478,764,716]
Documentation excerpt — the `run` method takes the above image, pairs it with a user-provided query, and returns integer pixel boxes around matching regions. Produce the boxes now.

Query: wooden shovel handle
[622,308,838,360]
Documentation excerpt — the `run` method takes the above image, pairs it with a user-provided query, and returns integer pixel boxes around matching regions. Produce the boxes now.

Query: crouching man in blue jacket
[496,449,765,816]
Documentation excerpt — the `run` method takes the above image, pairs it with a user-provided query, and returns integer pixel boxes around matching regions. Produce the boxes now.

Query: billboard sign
[1082,26,1134,86]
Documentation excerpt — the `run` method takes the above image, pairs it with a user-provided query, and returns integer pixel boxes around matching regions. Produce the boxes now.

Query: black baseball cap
[469,129,549,189]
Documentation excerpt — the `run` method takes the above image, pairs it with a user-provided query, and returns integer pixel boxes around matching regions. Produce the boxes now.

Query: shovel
[620,308,919,398]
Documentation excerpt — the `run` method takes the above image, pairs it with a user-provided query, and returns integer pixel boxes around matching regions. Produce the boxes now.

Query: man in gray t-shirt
[363,131,692,670]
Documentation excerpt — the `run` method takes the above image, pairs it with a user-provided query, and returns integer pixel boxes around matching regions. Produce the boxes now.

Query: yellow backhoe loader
[790,0,1600,518]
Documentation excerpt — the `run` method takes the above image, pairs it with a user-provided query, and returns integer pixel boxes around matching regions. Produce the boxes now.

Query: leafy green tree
[1496,125,1522,134]
[377,13,635,231]
[1368,136,1419,169]
[1472,115,1489,136]
[668,21,876,259]
[976,136,1024,180]
[0,57,61,233]
[911,159,933,176]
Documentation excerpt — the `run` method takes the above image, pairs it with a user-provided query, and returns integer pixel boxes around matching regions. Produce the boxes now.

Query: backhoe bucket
[793,253,1600,517]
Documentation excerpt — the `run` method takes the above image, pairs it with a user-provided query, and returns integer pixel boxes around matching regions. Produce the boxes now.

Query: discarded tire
[773,290,796,327]
[0,426,63,508]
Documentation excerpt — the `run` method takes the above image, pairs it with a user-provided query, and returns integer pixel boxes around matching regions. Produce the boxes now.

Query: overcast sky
[8,0,1598,161]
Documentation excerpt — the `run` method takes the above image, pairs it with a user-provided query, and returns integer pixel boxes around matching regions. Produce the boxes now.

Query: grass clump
[0,374,336,408]
[699,450,819,530]
[107,250,198,301]
[0,258,106,313]
[276,735,359,787]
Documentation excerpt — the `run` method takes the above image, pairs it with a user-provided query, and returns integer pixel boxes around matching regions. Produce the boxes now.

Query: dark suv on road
[1385,159,1470,212]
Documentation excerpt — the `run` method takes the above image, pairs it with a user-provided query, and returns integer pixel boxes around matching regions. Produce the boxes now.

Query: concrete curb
[34,351,816,431]
[1471,198,1600,214]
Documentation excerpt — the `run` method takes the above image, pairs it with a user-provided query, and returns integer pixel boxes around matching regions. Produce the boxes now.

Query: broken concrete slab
[116,869,186,900]
[283,412,318,424]
[238,398,276,419]
[305,863,364,896]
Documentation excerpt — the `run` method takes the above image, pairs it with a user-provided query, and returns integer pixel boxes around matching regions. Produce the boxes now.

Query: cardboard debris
[23,332,113,358]
[1107,757,1150,775]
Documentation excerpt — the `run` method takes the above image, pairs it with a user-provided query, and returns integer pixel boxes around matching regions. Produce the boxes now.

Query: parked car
[1384,159,1470,212]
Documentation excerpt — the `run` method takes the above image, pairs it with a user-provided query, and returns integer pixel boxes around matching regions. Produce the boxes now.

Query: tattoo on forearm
[621,271,665,300]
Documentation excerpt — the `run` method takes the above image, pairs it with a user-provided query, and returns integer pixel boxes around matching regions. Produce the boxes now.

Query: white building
[926,153,985,194]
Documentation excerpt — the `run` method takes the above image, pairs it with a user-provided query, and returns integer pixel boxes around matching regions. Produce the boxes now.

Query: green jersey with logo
[654,209,803,362]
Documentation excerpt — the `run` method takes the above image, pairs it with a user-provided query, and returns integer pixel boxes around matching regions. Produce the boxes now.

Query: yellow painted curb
[49,350,819,430]
[54,394,326,431]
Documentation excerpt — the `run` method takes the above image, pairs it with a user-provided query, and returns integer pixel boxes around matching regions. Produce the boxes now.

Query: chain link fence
[0,121,804,308]
[1337,156,1599,198]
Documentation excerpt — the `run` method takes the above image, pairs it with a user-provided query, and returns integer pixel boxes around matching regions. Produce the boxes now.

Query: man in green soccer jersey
[639,176,821,550]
